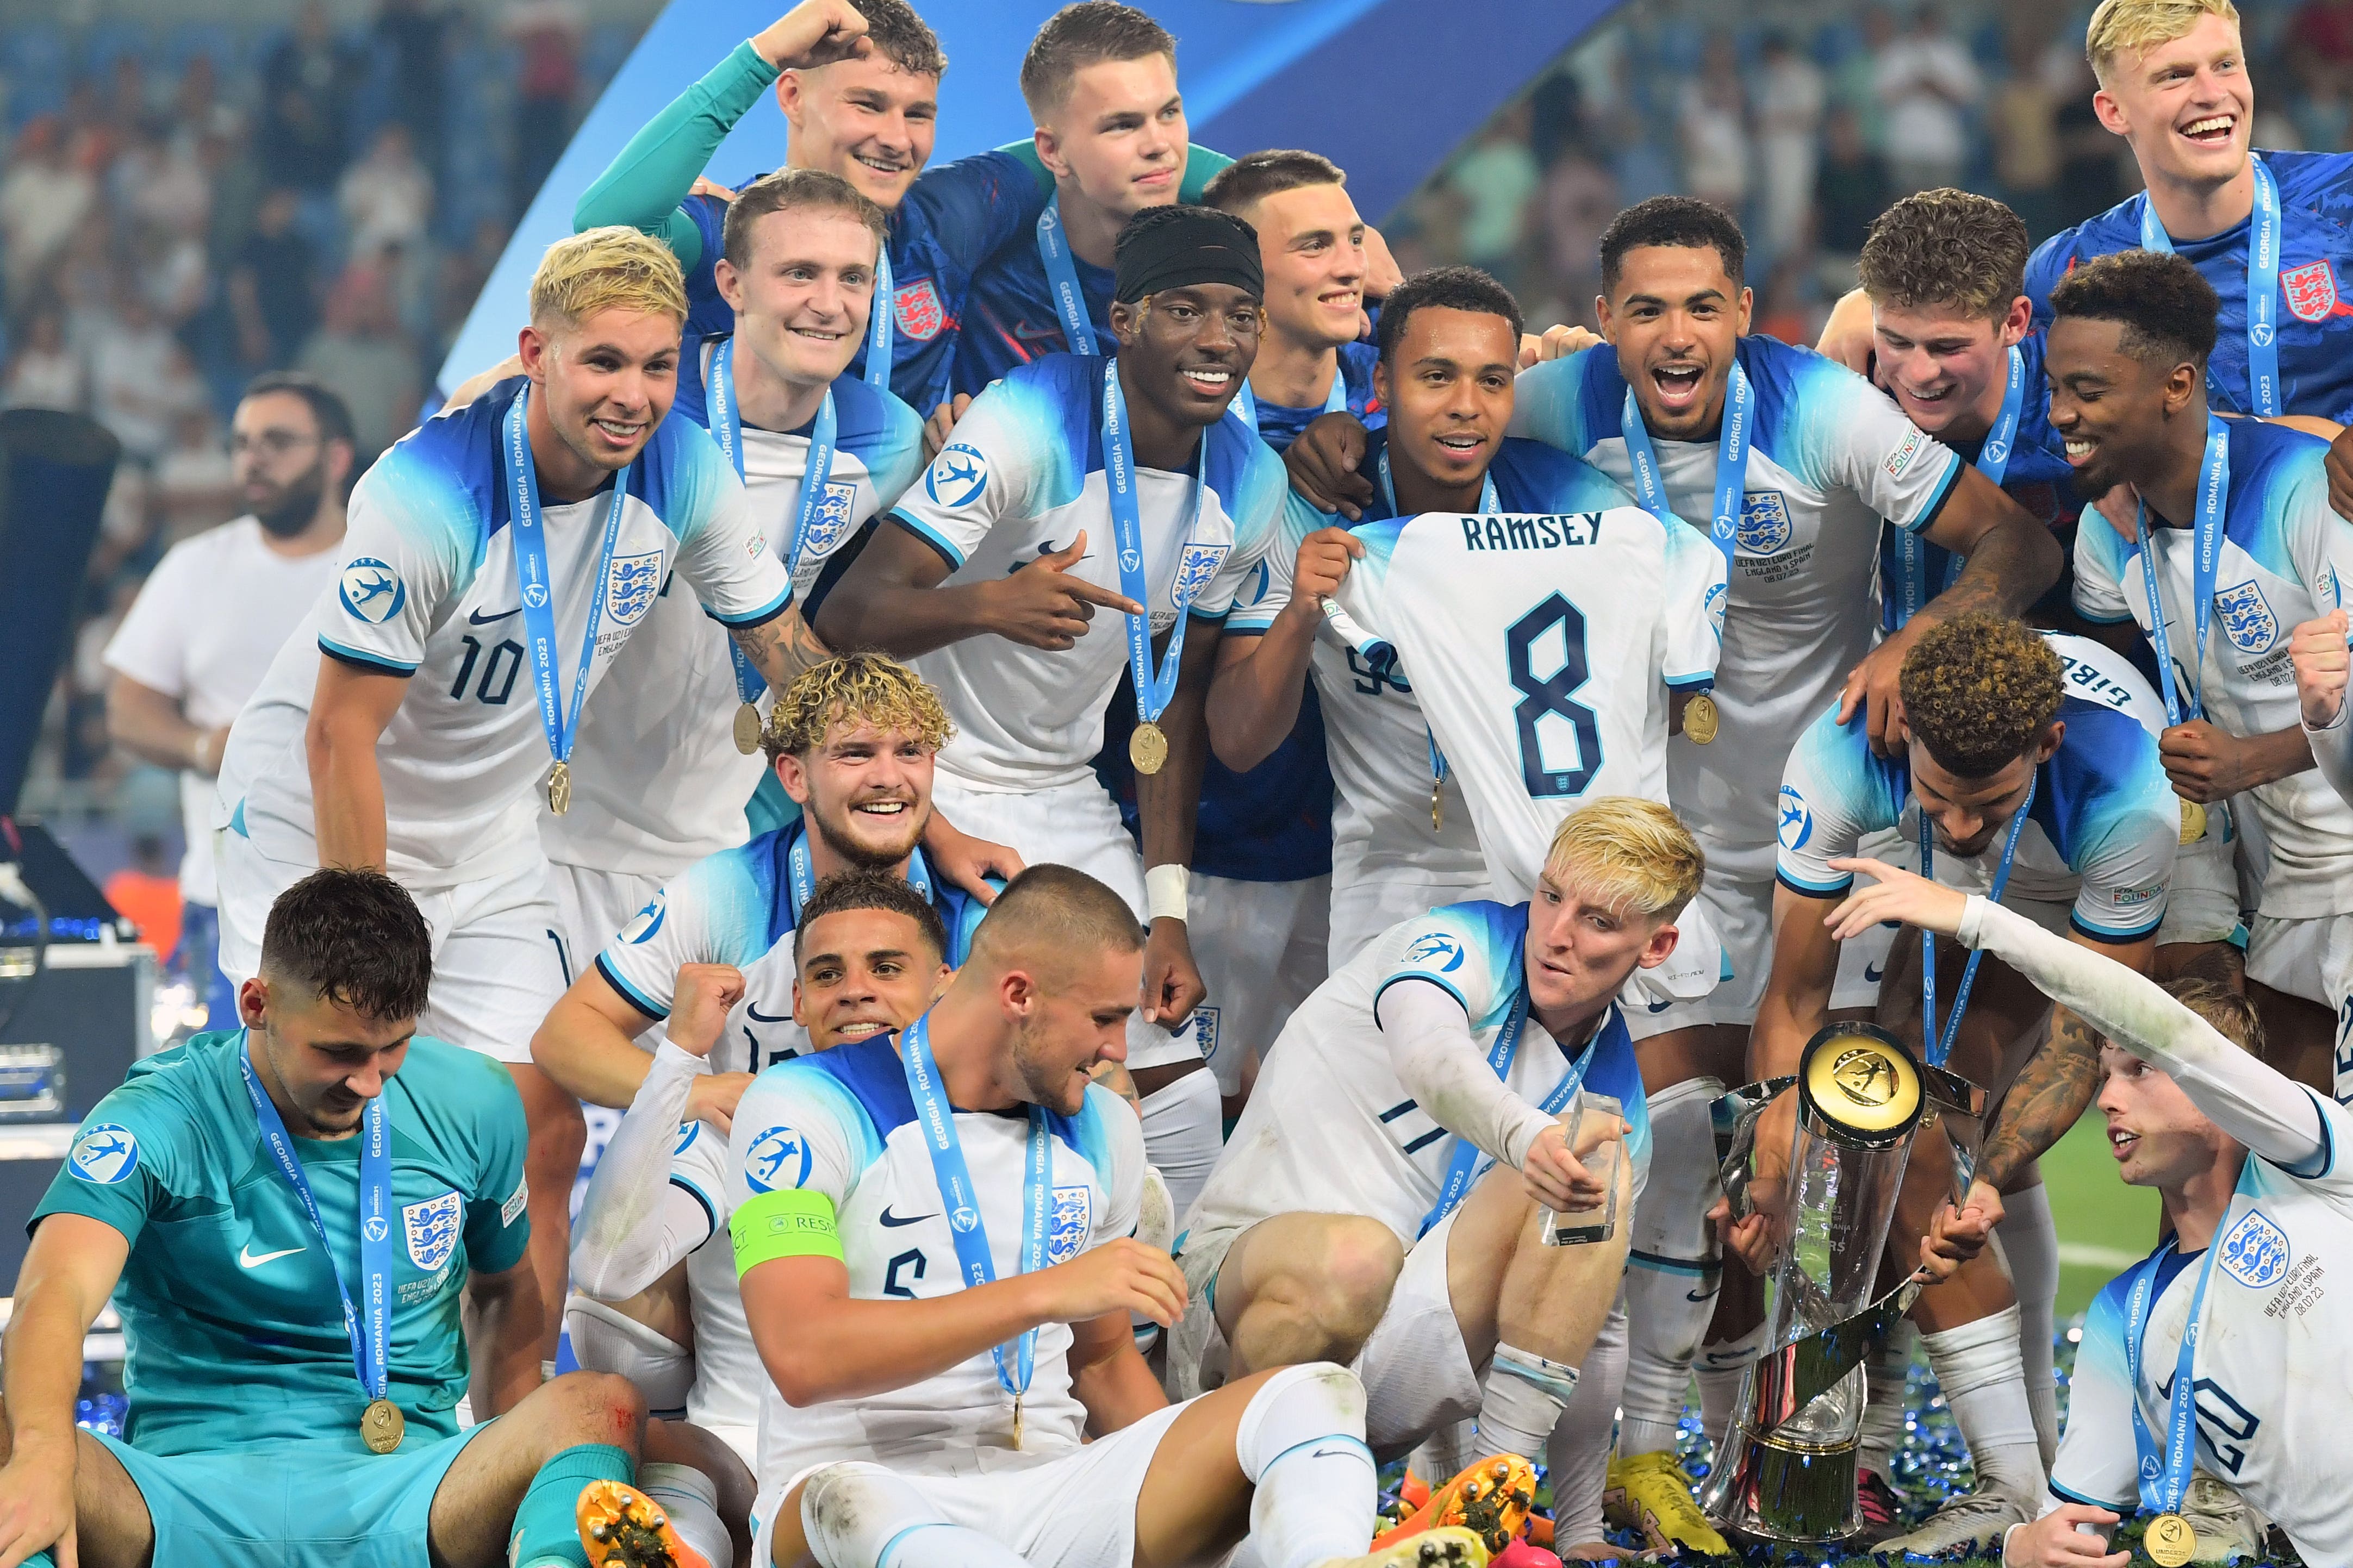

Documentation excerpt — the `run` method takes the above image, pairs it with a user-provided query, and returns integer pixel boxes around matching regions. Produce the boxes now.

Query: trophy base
[1700,1414,1860,1544]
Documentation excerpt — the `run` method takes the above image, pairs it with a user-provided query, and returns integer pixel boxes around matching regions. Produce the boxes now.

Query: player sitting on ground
[563,871,960,1557]
[1819,857,2353,1568]
[667,863,1484,1568]
[1173,799,1692,1559]
[0,869,712,1568]
[1743,613,2188,1553]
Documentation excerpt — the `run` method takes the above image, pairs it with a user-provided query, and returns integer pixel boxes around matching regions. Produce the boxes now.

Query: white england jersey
[1236,433,1677,880]
[1325,504,1724,904]
[727,1038,1143,1486]
[545,354,924,876]
[1184,900,1653,1253]
[1511,336,1965,880]
[592,821,985,1077]
[217,378,793,891]
[2073,418,2353,920]
[1776,633,2183,938]
[852,353,1289,790]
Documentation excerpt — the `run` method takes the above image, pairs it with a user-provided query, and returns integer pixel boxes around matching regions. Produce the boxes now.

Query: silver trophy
[1700,1023,1981,1543]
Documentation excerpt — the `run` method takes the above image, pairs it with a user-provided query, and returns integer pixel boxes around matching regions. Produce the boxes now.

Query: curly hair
[260,867,432,1022]
[843,0,947,78]
[762,650,953,763]
[1899,613,2065,778]
[1858,189,2028,322]
[2047,250,2220,369]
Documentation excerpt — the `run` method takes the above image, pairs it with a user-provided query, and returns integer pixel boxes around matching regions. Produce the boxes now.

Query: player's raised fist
[980,530,1143,651]
[2292,609,2351,730]
[668,963,749,1057]
[751,0,872,72]
[1029,1236,1188,1327]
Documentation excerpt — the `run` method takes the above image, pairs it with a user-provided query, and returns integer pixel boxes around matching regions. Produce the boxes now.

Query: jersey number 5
[1507,594,1601,799]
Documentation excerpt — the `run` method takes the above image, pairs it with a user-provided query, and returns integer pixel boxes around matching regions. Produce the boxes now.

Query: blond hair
[2086,0,2239,85]
[1543,797,1705,924]
[763,651,953,763]
[528,226,689,330]
[2163,977,2264,1057]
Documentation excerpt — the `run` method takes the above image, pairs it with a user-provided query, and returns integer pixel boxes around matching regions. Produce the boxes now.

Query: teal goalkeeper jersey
[30,1030,530,1455]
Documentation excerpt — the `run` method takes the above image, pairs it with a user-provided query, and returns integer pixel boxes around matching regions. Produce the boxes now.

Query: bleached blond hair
[2086,0,2240,85]
[528,226,688,331]
[1543,797,1705,925]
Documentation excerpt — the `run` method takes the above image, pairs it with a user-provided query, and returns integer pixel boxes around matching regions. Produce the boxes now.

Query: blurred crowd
[0,0,649,798]
[1392,0,2351,344]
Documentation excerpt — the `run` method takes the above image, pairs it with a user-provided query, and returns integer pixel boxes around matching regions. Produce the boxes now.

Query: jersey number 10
[1507,594,1602,799]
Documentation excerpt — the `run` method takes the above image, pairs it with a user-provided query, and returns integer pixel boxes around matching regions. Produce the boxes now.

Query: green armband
[731,1188,843,1273]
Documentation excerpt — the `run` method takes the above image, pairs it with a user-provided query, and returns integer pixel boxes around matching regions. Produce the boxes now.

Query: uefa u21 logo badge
[1831,1045,1899,1108]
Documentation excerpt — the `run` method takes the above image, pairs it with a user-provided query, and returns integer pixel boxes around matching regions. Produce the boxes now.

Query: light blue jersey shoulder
[2080,418,2334,594]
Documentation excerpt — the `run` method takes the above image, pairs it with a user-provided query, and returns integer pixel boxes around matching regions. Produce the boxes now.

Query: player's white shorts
[1188,873,1329,1096]
[751,1400,1190,1568]
[1327,845,1492,972]
[930,771,1197,1072]
[215,827,567,1065]
[1628,869,1890,1041]
[2158,826,2244,948]
[546,861,667,978]
[2246,911,2353,1101]
[1171,1209,1477,1460]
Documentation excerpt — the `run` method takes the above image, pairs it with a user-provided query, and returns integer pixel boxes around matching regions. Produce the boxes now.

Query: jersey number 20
[1507,594,1601,799]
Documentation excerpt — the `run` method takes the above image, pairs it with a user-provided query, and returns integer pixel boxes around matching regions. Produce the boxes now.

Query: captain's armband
[730,1188,843,1275]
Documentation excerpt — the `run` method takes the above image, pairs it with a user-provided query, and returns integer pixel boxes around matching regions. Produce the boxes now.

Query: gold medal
[1684,691,1720,745]
[1011,1396,1023,1451]
[733,701,764,756]
[547,760,572,816]
[1130,721,1168,776]
[1431,777,1444,833]
[2145,1512,2197,1567]
[361,1397,404,1454]
[2178,796,2207,845]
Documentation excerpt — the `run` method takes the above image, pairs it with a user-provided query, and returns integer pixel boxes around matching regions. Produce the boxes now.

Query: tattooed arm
[728,605,834,695]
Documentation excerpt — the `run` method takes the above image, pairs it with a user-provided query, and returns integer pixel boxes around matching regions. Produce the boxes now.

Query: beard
[808,797,926,870]
[254,460,328,538]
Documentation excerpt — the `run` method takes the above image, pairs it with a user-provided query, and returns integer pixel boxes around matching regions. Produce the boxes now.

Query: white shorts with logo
[2246,911,2353,1100]
[1188,873,1330,1095]
[751,1401,1190,1568]
[931,771,1199,1072]
[215,827,567,1065]
[1171,1208,1477,1460]
[1628,869,1890,1041]
[1327,847,1493,972]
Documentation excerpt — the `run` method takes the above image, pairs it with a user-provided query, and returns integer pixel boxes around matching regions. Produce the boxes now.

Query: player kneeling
[1174,799,1697,1555]
[0,870,709,1568]
[683,864,1480,1568]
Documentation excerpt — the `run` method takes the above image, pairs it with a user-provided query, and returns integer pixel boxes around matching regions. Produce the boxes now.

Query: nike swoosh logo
[1864,963,1885,983]
[1702,1348,1751,1365]
[239,1243,304,1268]
[745,1003,790,1024]
[469,607,521,625]
[1646,997,1674,1013]
[1686,1284,1720,1303]
[879,1206,935,1228]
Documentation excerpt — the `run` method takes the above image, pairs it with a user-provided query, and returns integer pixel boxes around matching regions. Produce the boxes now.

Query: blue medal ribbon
[785,822,932,921]
[1235,360,1352,435]
[1892,345,2026,629]
[2134,415,2233,727]
[865,246,894,393]
[1621,359,1747,711]
[1103,358,1210,733]
[708,335,839,707]
[2140,160,2279,415]
[503,388,628,791]
[235,1032,393,1419]
[1037,197,1099,358]
[899,1010,1051,1430]
[1917,771,2037,1069]
[1416,947,1599,1237]
[1372,445,1498,800]
[2123,1160,2259,1517]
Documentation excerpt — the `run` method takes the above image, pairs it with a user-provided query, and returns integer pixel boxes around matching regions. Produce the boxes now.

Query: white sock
[1617,1077,1722,1459]
[799,1462,1029,1568]
[638,1463,731,1568]
[1694,1315,1769,1458]
[1858,1320,1916,1479]
[1475,1344,1579,1466]
[1409,1421,1477,1488]
[1994,1184,2061,1466]
[1236,1363,1380,1568]
[1920,1304,2045,1500]
[564,1294,695,1417]
[1546,1302,1627,1546]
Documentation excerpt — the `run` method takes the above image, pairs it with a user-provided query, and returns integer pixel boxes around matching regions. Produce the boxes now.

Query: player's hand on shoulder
[2003,1507,2127,1568]
[687,176,738,205]
[1031,1236,1187,1327]
[1362,224,1402,306]
[1519,324,1599,367]
[1283,413,1374,521]
[924,813,1023,904]
[669,964,749,1057]
[1813,288,1877,376]
[1838,632,1914,756]
[751,0,872,71]
[922,394,973,463]
[687,1071,757,1134]
[979,530,1142,651]
[1285,527,1365,614]
[2291,609,2351,729]
[1520,1114,1622,1212]
[0,1441,77,1568]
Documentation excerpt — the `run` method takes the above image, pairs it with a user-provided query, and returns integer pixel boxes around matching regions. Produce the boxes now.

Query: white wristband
[1145,864,1190,924]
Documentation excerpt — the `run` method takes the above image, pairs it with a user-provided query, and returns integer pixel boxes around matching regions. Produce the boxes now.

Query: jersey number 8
[1507,594,1601,799]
